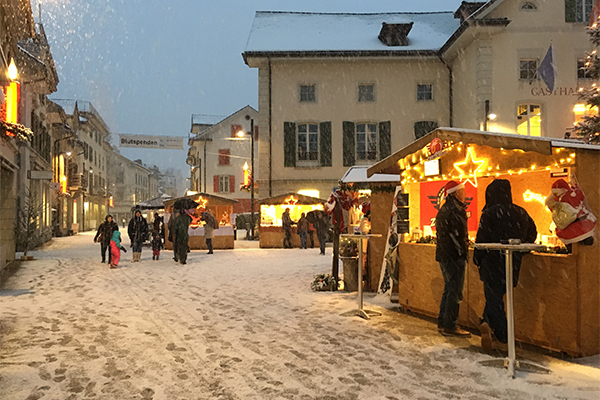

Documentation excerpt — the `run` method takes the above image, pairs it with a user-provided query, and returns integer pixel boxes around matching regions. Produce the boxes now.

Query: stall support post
[505,249,516,377]
[250,118,255,240]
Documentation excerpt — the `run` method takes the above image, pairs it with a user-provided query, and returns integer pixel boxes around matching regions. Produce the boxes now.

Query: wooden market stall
[164,193,237,250]
[367,128,600,357]
[259,193,326,248]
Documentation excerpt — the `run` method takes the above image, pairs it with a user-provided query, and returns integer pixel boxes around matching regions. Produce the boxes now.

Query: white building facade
[243,0,593,198]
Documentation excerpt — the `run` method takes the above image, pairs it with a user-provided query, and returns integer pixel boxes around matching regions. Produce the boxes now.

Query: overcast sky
[38,0,464,179]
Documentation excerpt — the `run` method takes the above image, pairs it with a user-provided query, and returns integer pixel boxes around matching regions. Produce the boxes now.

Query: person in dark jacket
[313,210,330,255]
[94,215,119,263]
[128,209,149,262]
[172,209,192,264]
[151,232,163,260]
[474,179,537,349]
[297,213,309,249]
[435,181,471,338]
[282,208,294,248]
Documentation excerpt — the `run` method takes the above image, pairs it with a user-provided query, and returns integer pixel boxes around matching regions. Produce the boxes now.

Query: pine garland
[573,24,600,144]
[1,120,34,142]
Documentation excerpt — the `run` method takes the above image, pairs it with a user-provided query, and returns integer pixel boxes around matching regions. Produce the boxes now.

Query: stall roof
[134,194,173,210]
[367,128,600,177]
[341,166,400,183]
[260,192,327,206]
[164,193,238,205]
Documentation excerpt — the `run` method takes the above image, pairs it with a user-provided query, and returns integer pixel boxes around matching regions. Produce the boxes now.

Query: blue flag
[538,44,555,92]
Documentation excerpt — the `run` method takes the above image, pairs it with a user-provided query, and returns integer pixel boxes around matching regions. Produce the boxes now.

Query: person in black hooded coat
[94,215,119,263]
[128,209,149,262]
[474,179,537,348]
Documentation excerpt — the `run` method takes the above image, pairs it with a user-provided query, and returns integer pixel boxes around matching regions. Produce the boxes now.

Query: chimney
[378,22,413,47]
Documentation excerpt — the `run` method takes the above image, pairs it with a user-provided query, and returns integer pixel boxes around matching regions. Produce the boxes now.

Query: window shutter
[414,121,439,140]
[219,149,230,165]
[229,175,235,193]
[565,0,576,22]
[213,175,219,193]
[284,122,296,167]
[319,121,332,167]
[379,121,391,160]
[343,121,355,166]
[231,124,242,138]
[254,126,259,141]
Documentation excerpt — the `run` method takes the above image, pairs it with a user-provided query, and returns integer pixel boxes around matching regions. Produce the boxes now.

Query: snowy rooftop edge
[341,166,401,183]
[245,11,460,53]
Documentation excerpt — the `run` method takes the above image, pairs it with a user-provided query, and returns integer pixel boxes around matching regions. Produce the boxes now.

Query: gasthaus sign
[119,134,184,150]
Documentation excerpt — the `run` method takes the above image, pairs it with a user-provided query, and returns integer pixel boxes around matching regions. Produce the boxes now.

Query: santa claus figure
[545,179,596,245]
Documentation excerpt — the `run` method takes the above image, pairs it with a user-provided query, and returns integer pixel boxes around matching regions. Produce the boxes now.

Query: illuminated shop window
[517,104,542,136]
[573,103,598,124]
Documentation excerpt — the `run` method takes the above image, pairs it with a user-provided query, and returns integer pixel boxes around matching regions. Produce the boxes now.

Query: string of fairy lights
[399,141,576,187]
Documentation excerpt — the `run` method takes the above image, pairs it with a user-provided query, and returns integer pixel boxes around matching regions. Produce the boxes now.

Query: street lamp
[241,115,255,240]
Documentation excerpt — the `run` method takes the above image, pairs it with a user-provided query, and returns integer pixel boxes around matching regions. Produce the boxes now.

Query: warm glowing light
[109,196,114,207]
[8,58,17,80]
[523,190,547,206]
[573,104,587,113]
[60,175,67,194]
[285,195,298,205]
[5,81,19,124]
[298,190,320,198]
[488,113,497,120]
[237,130,245,138]
[453,147,486,187]
[197,196,208,210]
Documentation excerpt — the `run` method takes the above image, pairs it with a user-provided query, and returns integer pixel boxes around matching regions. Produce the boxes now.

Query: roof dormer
[453,1,487,23]
[378,22,414,47]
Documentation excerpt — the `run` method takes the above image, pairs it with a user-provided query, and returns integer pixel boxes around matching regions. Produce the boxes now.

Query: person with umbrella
[172,208,193,264]
[128,209,149,262]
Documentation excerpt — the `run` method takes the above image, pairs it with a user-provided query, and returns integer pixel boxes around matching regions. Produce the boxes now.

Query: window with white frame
[219,175,230,193]
[358,84,375,102]
[576,0,594,22]
[417,84,433,101]
[297,123,319,163]
[519,59,538,80]
[517,104,542,136]
[356,123,378,161]
[299,84,316,102]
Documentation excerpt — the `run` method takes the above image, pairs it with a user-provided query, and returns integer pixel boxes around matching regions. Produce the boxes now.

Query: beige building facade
[244,0,593,199]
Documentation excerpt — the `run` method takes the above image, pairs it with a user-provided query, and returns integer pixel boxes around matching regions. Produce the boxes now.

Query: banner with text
[119,134,184,150]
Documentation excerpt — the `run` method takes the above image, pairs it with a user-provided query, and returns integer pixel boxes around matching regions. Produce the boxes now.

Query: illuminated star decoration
[197,196,208,210]
[285,195,298,205]
[453,147,486,187]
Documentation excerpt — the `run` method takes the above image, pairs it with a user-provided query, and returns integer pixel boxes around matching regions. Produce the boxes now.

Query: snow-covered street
[1,231,599,400]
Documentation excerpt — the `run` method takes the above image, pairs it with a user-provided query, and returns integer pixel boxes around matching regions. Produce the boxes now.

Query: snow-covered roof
[341,166,400,183]
[244,11,459,55]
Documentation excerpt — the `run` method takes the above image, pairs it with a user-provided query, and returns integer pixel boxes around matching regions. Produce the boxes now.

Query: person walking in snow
[435,181,471,338]
[151,232,163,260]
[128,209,149,262]
[94,215,119,264]
[172,209,192,264]
[297,212,309,249]
[109,230,126,269]
[201,210,218,255]
[474,179,537,350]
[282,208,294,248]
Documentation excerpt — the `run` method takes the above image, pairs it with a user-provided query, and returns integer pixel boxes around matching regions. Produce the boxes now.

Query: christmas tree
[573,18,600,144]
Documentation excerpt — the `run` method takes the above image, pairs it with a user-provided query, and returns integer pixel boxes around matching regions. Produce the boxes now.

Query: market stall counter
[367,128,599,357]
[163,193,237,250]
[259,193,326,248]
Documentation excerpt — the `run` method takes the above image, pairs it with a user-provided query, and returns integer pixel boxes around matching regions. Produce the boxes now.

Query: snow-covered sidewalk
[1,231,598,399]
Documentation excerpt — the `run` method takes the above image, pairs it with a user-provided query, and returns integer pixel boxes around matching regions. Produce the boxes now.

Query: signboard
[420,180,478,232]
[424,159,440,176]
[119,134,184,150]
[28,170,53,180]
